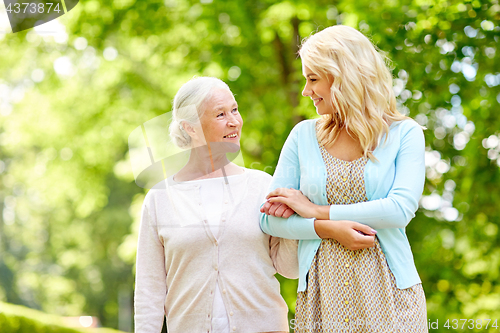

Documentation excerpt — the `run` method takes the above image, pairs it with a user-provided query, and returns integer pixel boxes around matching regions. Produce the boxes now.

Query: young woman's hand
[314,219,377,250]
[265,188,329,219]
[260,201,295,219]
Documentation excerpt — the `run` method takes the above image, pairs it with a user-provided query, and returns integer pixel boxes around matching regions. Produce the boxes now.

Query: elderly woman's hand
[260,201,295,219]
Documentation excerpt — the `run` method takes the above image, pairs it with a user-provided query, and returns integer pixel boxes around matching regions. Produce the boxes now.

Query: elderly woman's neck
[174,145,243,181]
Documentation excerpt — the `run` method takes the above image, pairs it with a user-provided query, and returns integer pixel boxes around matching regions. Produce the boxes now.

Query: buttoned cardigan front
[260,118,425,292]
[135,169,298,333]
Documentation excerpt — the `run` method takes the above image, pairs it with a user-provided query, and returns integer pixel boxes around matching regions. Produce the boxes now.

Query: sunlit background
[0,0,499,332]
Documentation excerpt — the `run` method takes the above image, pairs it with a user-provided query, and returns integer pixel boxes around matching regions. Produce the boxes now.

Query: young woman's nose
[302,83,312,97]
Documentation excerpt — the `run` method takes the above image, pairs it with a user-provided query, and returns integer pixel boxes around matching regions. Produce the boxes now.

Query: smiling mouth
[314,98,323,106]
[223,133,238,138]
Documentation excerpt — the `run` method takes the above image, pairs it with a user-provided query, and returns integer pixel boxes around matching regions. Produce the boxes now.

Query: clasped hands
[260,187,377,250]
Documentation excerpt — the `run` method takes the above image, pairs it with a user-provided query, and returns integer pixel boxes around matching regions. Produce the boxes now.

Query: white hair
[169,77,232,149]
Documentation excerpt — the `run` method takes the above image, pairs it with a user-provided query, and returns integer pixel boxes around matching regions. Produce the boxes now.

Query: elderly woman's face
[197,88,243,147]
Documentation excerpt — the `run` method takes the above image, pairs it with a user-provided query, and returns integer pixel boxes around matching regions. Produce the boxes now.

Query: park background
[0,0,499,332]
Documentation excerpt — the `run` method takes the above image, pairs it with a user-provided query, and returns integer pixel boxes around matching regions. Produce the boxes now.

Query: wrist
[313,204,330,220]
[314,219,337,239]
[313,219,325,238]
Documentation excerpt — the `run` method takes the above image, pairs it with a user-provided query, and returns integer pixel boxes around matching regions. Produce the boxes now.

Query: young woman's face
[197,88,243,147]
[302,64,335,116]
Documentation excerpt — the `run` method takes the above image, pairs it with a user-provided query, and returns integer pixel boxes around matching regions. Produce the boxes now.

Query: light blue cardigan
[260,118,425,292]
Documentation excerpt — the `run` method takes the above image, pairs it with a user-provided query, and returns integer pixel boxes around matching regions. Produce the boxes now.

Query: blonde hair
[169,77,232,149]
[299,25,408,159]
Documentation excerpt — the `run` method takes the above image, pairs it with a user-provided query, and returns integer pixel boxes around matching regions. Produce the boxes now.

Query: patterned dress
[294,141,428,333]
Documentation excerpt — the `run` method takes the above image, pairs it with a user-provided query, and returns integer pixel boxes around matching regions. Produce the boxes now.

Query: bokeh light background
[0,0,499,332]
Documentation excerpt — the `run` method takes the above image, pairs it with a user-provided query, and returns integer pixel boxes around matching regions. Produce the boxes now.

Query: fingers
[319,220,376,250]
[266,187,299,199]
[274,203,287,217]
[269,202,292,217]
[347,233,375,250]
[282,208,295,218]
[357,224,377,236]
[349,221,377,236]
[268,202,281,216]
[278,203,295,218]
[261,200,296,219]
[260,201,272,214]
[266,188,289,199]
[267,197,288,205]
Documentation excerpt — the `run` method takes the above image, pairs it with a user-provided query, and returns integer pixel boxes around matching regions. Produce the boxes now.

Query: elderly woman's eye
[217,112,224,117]
[232,108,238,113]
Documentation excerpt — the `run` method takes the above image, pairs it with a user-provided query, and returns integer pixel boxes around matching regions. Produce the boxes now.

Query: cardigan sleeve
[260,123,321,240]
[328,122,426,229]
[134,198,167,333]
[269,237,299,279]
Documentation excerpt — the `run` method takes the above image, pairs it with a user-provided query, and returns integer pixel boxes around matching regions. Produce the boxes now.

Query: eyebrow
[214,102,238,111]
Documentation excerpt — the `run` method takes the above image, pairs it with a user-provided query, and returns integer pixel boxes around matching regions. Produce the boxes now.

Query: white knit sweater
[134,168,298,333]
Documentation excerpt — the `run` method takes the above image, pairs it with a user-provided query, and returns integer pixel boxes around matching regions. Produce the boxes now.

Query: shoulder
[244,168,272,185]
[390,118,424,137]
[376,119,425,154]
[142,177,178,209]
[284,118,320,146]
[243,168,273,197]
[386,119,425,147]
[291,118,319,134]
[142,187,166,210]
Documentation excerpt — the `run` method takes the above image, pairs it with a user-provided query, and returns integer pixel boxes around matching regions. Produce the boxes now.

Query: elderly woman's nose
[227,113,240,126]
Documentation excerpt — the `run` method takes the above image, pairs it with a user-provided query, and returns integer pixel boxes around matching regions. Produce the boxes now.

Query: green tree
[0,0,499,331]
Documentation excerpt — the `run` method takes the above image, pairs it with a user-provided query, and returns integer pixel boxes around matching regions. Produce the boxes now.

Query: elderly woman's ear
[181,121,200,140]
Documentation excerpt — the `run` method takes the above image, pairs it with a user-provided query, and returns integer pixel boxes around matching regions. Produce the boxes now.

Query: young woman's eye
[309,78,317,82]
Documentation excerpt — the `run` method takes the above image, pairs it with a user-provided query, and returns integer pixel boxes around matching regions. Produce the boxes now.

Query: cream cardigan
[134,168,298,333]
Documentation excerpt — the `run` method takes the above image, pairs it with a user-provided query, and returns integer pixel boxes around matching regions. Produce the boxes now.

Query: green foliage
[0,0,499,331]
[0,301,124,333]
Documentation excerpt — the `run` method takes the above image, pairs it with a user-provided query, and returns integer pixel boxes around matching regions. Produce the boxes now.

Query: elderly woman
[261,26,427,332]
[134,77,298,333]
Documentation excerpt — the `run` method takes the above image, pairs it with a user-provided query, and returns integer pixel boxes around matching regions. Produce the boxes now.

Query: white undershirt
[184,174,243,333]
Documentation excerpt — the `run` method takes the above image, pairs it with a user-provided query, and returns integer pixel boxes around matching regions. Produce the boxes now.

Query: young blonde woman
[135,77,298,333]
[260,26,428,332]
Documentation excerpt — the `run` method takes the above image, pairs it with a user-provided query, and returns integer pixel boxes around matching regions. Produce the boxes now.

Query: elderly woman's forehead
[206,89,236,108]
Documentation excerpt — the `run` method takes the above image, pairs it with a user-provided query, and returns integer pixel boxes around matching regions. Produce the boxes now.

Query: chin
[226,141,241,153]
[316,107,334,116]
[209,141,240,154]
